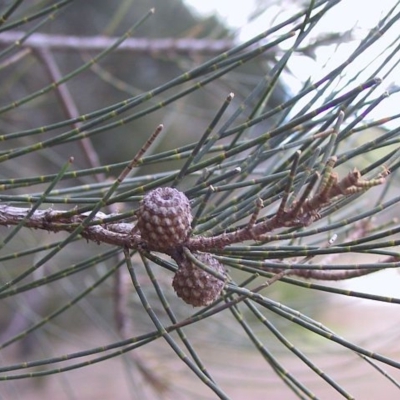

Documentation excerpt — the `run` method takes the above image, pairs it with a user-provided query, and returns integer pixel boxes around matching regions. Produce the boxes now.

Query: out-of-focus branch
[35,48,105,180]
[297,30,354,59]
[0,30,238,55]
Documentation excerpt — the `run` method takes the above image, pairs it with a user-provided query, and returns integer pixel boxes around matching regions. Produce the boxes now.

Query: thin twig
[0,31,241,55]
[35,47,105,179]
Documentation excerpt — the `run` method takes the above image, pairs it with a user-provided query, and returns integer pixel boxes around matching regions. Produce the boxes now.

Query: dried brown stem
[0,163,388,267]
[0,205,138,248]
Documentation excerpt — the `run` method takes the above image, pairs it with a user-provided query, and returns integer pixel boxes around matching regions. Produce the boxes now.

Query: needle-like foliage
[1,1,400,399]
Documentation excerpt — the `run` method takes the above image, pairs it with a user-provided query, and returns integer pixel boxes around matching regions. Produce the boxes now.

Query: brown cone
[136,187,192,252]
[172,252,226,307]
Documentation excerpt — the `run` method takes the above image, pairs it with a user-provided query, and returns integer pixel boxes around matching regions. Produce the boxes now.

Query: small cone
[136,187,192,252]
[172,252,226,307]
